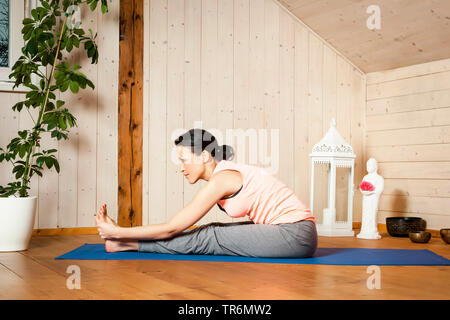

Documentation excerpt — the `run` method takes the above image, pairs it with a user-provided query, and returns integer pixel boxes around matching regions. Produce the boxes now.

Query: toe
[99,206,108,223]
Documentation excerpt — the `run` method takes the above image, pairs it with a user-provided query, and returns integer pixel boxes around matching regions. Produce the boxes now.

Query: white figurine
[357,158,384,239]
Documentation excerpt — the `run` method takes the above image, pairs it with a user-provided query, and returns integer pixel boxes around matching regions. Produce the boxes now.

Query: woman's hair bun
[212,144,234,161]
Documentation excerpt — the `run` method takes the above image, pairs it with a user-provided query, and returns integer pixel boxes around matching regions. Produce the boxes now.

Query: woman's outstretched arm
[98,173,231,241]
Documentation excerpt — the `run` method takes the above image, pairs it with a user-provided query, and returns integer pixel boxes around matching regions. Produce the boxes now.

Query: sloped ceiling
[277,0,450,73]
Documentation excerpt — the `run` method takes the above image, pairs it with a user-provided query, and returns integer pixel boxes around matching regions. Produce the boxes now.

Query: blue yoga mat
[55,244,450,266]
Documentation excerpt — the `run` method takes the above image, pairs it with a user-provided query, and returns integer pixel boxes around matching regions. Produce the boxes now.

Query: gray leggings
[138,219,318,258]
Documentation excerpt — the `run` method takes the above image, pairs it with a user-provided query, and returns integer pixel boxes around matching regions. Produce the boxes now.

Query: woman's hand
[95,204,122,240]
[97,221,122,240]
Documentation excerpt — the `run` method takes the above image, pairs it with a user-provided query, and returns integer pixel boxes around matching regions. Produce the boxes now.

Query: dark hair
[174,129,234,161]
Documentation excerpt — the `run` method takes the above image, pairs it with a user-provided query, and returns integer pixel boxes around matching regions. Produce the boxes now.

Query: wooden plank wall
[0,3,119,230]
[366,58,450,230]
[143,0,366,226]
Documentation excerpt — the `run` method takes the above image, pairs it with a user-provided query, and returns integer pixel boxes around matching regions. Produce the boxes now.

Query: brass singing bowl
[409,231,431,243]
[440,229,450,244]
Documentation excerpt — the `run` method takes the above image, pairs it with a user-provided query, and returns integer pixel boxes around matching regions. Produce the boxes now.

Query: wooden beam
[118,0,144,227]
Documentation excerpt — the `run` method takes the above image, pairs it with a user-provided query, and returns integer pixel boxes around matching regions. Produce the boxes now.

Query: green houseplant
[0,0,108,251]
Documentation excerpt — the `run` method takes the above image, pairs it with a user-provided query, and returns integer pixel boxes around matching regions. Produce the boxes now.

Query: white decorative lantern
[309,118,356,237]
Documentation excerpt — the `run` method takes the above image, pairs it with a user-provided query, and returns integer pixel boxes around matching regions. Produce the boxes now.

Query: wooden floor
[0,231,449,300]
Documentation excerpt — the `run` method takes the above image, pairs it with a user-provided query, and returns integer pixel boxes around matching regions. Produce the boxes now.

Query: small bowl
[409,231,431,243]
[440,229,450,244]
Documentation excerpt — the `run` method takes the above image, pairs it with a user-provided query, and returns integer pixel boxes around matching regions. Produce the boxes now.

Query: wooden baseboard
[32,227,99,236]
[32,223,442,237]
[31,225,198,236]
[352,222,442,238]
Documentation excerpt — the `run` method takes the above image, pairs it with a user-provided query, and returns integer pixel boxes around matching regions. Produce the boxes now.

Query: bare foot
[105,239,138,253]
[97,204,118,226]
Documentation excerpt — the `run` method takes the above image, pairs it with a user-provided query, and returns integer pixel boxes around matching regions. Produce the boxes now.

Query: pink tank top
[213,160,316,225]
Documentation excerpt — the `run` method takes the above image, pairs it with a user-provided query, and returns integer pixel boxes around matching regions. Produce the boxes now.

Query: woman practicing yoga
[96,129,318,258]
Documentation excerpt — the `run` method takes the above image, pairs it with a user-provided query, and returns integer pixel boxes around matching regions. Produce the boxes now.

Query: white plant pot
[0,196,37,252]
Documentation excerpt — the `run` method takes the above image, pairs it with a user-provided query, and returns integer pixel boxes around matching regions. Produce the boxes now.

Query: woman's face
[177,146,206,184]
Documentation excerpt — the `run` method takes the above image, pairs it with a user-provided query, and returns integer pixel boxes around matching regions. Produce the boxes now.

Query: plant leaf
[58,115,67,130]
[53,159,60,173]
[44,157,53,169]
[69,81,79,93]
